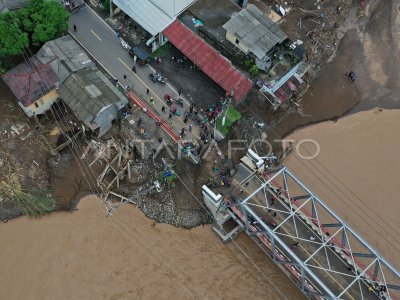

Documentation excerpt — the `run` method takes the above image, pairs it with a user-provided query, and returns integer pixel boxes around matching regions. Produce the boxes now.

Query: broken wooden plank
[99,164,110,183]
[127,160,132,179]
[107,176,118,189]
[89,156,100,167]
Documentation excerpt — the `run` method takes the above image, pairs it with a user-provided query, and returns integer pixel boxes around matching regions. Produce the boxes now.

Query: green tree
[19,0,69,46]
[102,0,110,11]
[0,12,29,56]
[250,65,260,76]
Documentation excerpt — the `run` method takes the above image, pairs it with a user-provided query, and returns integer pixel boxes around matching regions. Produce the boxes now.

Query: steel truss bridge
[221,163,400,299]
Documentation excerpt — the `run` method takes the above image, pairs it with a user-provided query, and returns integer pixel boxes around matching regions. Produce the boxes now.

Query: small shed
[58,69,128,137]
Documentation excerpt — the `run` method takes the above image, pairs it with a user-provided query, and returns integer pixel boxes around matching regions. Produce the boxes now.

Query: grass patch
[216,106,241,135]
[151,43,170,58]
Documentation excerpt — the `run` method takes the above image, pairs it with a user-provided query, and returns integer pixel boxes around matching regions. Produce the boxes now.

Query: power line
[9,14,290,297]
[15,33,100,198]
[172,170,289,300]
[300,145,400,236]
[19,30,105,196]
[11,22,215,297]
[287,147,400,254]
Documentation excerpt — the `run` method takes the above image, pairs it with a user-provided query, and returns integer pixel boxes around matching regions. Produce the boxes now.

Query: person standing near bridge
[290,242,299,251]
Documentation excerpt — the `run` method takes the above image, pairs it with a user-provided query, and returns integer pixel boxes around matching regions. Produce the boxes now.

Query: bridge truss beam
[223,164,400,300]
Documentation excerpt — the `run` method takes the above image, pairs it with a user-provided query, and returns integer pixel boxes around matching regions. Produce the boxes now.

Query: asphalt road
[68,5,205,143]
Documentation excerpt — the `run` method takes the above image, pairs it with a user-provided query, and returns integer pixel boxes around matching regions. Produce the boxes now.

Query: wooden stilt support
[99,164,110,183]
[107,176,118,189]
[128,160,132,179]
[118,149,122,167]
[90,156,100,167]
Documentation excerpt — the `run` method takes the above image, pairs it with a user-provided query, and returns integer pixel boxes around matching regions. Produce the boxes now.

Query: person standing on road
[146,88,150,95]
[161,106,166,113]
[131,65,136,73]
[150,97,155,107]
[178,89,182,96]
[189,124,192,132]
[168,113,172,119]
[73,24,77,32]
[123,74,127,80]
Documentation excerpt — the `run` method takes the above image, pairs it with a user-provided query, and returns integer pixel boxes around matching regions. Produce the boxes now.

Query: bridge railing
[222,164,400,300]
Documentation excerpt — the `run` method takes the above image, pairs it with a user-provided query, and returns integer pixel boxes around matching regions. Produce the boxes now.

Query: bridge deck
[214,163,399,299]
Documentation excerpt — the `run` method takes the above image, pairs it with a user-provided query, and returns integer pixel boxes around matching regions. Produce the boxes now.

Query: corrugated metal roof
[2,36,97,108]
[0,1,7,13]
[3,0,28,10]
[223,4,287,59]
[149,0,196,18]
[113,0,196,36]
[58,69,127,129]
[36,35,95,84]
[163,20,253,101]
[2,57,58,107]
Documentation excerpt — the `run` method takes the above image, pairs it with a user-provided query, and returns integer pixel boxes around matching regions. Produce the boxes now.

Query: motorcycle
[170,107,181,116]
[175,97,184,108]
[149,73,166,85]
[164,94,173,106]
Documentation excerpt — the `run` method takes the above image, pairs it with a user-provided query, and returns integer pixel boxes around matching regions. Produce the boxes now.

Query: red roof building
[163,20,253,101]
[2,57,58,107]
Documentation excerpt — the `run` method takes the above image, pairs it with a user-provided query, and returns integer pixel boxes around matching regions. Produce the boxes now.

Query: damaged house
[223,4,309,109]
[2,35,95,118]
[58,68,127,137]
[3,35,125,137]
[223,4,287,67]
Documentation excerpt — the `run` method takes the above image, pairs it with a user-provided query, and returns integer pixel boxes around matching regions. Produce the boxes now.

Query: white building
[112,0,196,51]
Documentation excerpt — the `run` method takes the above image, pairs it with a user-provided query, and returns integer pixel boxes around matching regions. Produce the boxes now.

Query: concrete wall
[93,104,117,137]
[23,89,59,117]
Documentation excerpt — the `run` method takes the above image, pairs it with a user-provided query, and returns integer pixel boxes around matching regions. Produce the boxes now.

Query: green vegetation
[18,0,69,46]
[244,58,253,67]
[0,12,29,56]
[249,64,260,76]
[0,180,55,217]
[216,106,241,135]
[159,170,177,186]
[0,0,69,72]
[102,0,110,11]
